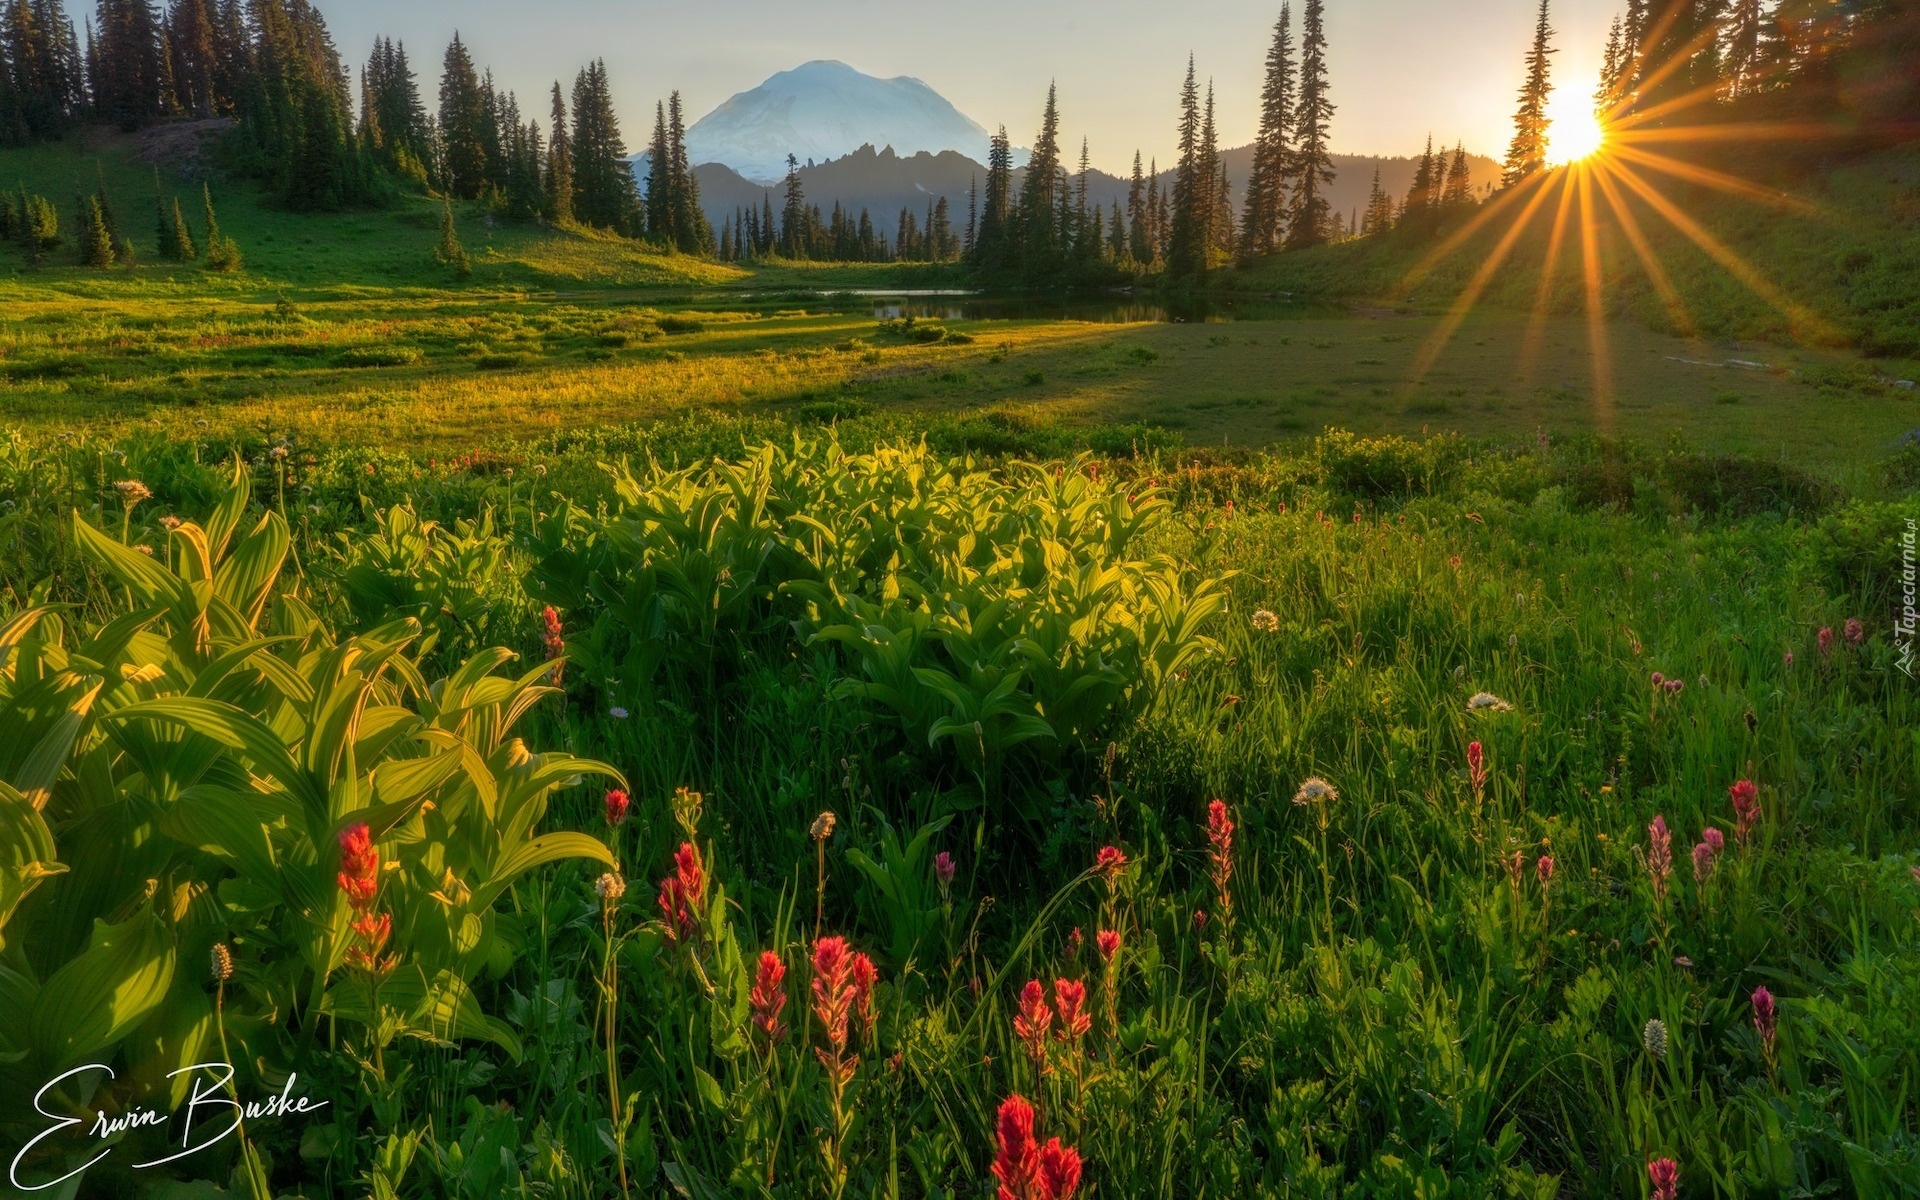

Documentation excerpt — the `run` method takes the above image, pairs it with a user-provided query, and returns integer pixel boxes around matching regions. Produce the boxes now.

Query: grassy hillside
[1223,142,1920,361]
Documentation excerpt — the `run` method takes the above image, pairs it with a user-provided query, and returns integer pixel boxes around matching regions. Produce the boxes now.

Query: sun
[1546,91,1608,164]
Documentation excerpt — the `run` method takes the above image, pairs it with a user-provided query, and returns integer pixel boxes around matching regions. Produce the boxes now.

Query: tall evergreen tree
[166,0,217,116]
[1167,56,1205,277]
[1596,15,1629,114]
[94,0,167,128]
[779,152,806,258]
[438,34,489,198]
[1125,150,1147,265]
[972,125,1013,272]
[545,80,572,222]
[569,60,638,233]
[666,90,708,252]
[1014,82,1064,277]
[1504,0,1555,186]
[1240,3,1294,260]
[1722,0,1764,98]
[1360,166,1392,235]
[1404,134,1437,224]
[1441,142,1472,207]
[1284,0,1336,250]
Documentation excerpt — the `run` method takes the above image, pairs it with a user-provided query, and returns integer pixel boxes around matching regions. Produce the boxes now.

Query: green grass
[0,428,1912,1198]
[1223,142,1920,361]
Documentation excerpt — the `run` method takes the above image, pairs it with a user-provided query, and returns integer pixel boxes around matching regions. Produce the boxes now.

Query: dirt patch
[140,118,235,180]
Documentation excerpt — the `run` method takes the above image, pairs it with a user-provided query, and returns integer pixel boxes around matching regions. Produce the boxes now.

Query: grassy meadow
[1,124,1918,1200]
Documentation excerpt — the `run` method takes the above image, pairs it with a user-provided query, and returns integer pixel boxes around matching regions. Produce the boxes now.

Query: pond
[844,290,1349,324]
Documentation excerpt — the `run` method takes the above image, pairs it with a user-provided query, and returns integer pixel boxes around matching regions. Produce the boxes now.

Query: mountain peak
[684,62,993,185]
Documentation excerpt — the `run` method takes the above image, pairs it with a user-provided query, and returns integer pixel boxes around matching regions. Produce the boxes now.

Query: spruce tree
[438,34,489,199]
[545,81,572,223]
[1168,56,1204,278]
[1284,0,1336,250]
[170,196,195,258]
[1404,134,1436,222]
[202,181,239,270]
[155,189,178,258]
[779,153,806,258]
[1241,3,1294,261]
[1595,16,1629,115]
[1125,151,1148,265]
[1199,82,1223,264]
[1014,83,1064,278]
[434,196,470,274]
[1361,166,1392,235]
[77,192,112,265]
[569,61,638,233]
[1724,0,1763,98]
[1441,143,1472,207]
[972,125,1014,272]
[1504,0,1555,186]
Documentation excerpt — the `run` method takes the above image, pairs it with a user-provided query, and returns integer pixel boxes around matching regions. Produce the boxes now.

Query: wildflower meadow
[0,421,1913,1198]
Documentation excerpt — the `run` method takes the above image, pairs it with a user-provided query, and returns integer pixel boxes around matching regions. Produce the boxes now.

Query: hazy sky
[319,0,1623,171]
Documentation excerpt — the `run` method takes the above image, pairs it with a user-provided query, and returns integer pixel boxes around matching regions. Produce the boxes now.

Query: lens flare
[1546,91,1607,164]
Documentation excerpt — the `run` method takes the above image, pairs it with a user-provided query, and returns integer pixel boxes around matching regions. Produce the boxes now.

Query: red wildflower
[336,823,379,911]
[1535,854,1556,891]
[1817,626,1834,657]
[1096,929,1121,960]
[992,1095,1040,1200]
[1053,979,1090,1043]
[1701,827,1725,855]
[1192,908,1208,930]
[541,605,565,683]
[1014,979,1053,1069]
[1207,799,1235,918]
[656,842,707,946]
[344,910,394,975]
[749,950,788,1046]
[1752,985,1777,1057]
[1692,840,1717,883]
[604,788,630,827]
[1648,1157,1679,1200]
[1648,816,1673,900]
[1467,740,1487,795]
[1037,1138,1083,1200]
[1094,845,1128,882]
[1845,617,1864,644]
[851,952,878,1042]
[1650,671,1664,688]
[811,936,858,1087]
[934,850,956,893]
[1066,927,1082,960]
[1729,779,1760,846]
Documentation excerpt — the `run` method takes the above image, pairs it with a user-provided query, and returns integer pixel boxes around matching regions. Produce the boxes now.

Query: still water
[840,290,1328,324]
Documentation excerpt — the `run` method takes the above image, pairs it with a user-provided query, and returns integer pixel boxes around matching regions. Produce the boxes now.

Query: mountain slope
[686,60,998,184]
[684,144,1502,244]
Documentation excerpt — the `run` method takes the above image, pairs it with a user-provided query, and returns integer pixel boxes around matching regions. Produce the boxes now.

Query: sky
[318,0,1625,173]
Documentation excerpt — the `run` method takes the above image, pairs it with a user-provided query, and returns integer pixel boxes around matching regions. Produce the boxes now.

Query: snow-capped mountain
[684,60,1000,184]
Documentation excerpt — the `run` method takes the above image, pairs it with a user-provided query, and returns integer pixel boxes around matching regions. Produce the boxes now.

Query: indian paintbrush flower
[810,936,857,1086]
[1648,1158,1679,1200]
[604,788,630,827]
[1752,984,1777,1060]
[1818,626,1834,657]
[1729,779,1761,846]
[1037,1138,1084,1200]
[1014,979,1053,1070]
[1648,816,1672,903]
[935,850,956,905]
[851,951,878,1042]
[541,606,565,684]
[750,950,788,1046]
[657,842,706,946]
[992,1095,1040,1199]
[1094,845,1128,882]
[336,823,379,910]
[1206,799,1235,920]
[1535,855,1555,891]
[1053,978,1091,1044]
[1467,741,1487,797]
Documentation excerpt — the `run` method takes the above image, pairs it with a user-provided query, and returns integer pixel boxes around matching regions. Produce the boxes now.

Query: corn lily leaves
[26,900,175,1076]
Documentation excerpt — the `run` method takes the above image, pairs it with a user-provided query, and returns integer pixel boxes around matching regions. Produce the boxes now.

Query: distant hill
[686,60,1007,185]
[677,143,1503,239]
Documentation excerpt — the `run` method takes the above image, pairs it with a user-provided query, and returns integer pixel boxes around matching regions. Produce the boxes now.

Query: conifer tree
[546,81,572,222]
[964,175,977,255]
[569,60,638,233]
[779,153,806,258]
[94,0,167,129]
[1168,56,1205,277]
[1504,0,1555,186]
[972,125,1014,272]
[167,0,218,117]
[1723,0,1764,98]
[154,186,178,258]
[1404,134,1437,222]
[434,196,470,275]
[1441,143,1472,207]
[169,195,195,258]
[438,33,489,198]
[1125,150,1148,265]
[202,180,239,270]
[1014,82,1064,277]
[1360,165,1392,235]
[1199,82,1224,263]
[77,192,112,265]
[1284,0,1336,250]
[644,100,670,240]
[1240,3,1294,260]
